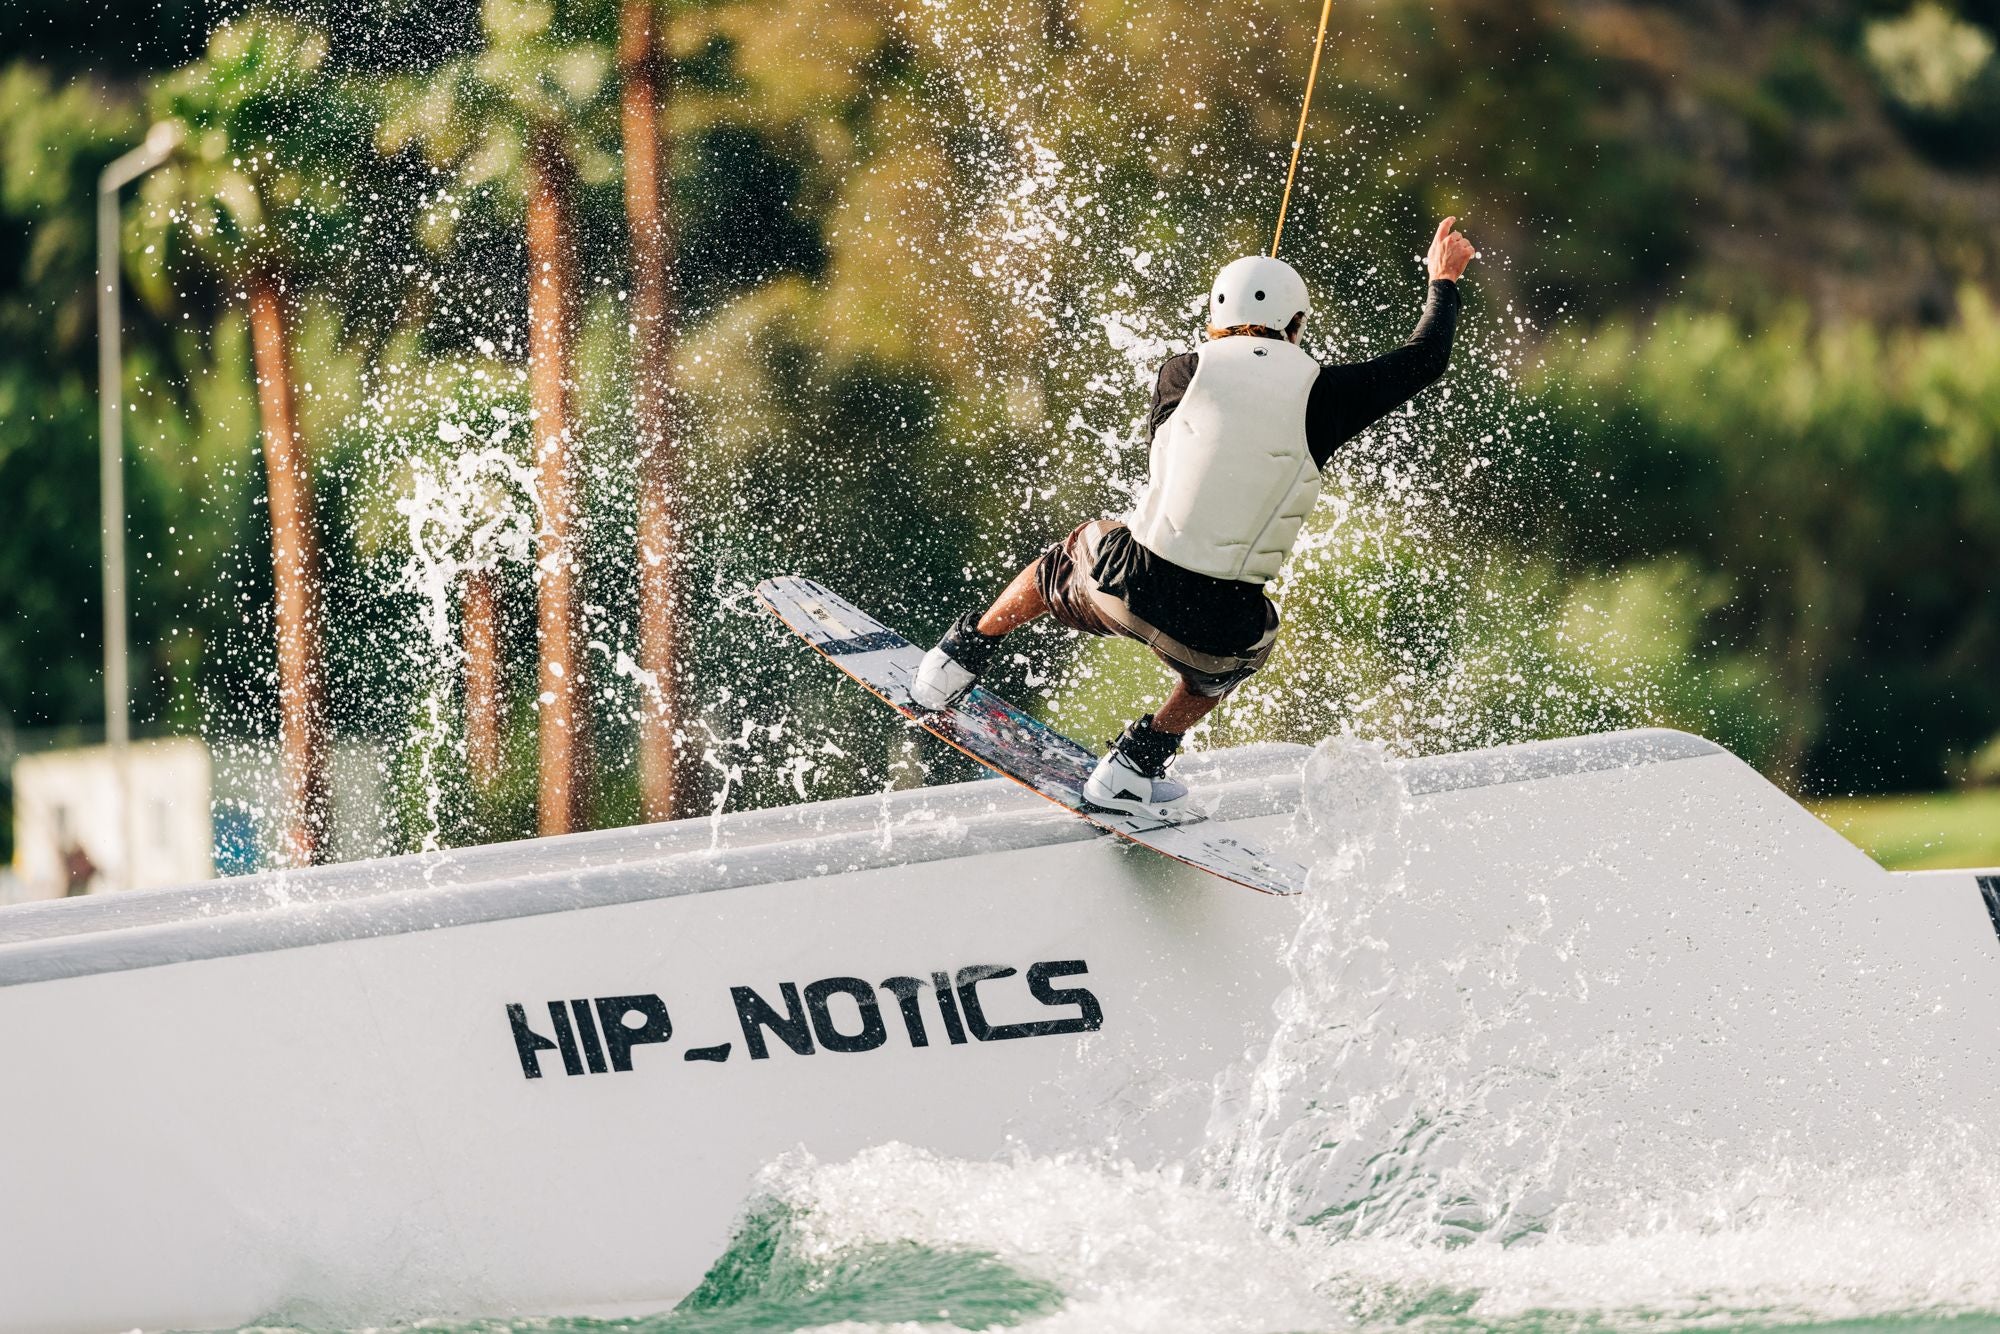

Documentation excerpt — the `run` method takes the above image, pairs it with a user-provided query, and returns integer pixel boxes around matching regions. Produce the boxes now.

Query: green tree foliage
[7,0,2000,868]
[1532,297,2000,791]
[146,18,376,284]
[0,67,139,731]
[0,59,267,748]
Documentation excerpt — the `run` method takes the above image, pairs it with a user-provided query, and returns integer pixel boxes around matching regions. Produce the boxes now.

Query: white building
[8,738,214,901]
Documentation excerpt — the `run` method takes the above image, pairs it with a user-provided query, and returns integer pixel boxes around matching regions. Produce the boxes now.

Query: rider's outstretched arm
[1305,217,1477,468]
[1304,280,1460,467]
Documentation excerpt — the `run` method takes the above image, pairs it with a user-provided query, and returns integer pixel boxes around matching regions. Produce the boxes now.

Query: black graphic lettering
[570,999,610,1074]
[733,982,816,1059]
[547,999,586,1076]
[510,958,1102,1077]
[507,1003,560,1079]
[880,976,929,1047]
[955,963,1018,1040]
[931,970,969,1044]
[958,962,1103,1041]
[1026,960,1104,1035]
[594,995,673,1072]
[805,976,888,1053]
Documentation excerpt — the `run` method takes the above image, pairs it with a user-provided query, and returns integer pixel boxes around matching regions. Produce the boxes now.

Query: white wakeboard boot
[911,611,1005,712]
[1082,714,1190,821]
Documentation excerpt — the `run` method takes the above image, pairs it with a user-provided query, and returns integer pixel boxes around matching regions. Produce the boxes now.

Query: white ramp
[0,729,1994,1331]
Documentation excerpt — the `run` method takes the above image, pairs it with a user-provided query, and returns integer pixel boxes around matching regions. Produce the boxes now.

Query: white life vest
[1125,335,1321,584]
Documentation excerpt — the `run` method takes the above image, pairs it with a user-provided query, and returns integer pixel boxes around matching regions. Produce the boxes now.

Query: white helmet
[1208,255,1310,335]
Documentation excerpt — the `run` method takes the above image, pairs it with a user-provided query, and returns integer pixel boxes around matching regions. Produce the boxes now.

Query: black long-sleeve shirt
[1096,279,1461,655]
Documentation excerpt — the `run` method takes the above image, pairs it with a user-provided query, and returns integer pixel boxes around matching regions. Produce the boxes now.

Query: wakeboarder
[913,218,1478,819]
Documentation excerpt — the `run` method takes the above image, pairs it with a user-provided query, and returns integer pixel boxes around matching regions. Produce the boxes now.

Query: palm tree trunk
[463,566,501,792]
[621,0,692,822]
[244,268,332,865]
[526,128,588,836]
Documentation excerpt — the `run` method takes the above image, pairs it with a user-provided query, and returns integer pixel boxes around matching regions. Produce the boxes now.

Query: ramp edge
[1401,728,1719,796]
[0,730,1730,989]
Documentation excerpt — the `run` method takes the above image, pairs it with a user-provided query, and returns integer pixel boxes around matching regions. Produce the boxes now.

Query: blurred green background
[2,0,1997,872]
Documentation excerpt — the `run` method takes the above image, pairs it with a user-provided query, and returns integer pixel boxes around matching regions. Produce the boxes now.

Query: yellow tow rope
[1271,0,1336,258]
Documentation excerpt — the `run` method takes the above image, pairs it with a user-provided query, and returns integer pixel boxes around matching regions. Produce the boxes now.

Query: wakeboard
[756,575,1305,896]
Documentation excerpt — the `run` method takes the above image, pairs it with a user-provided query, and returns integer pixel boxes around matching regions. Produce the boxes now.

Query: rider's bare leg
[975,561,1048,637]
[1152,677,1223,735]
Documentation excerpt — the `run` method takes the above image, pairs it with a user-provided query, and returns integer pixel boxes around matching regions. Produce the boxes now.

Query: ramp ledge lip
[0,743,1314,950]
[0,729,1725,989]
[1399,728,1720,797]
[0,767,1306,989]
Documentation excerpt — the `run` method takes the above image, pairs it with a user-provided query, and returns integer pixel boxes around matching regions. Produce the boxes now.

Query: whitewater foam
[699,1138,2000,1334]
[740,1146,1336,1334]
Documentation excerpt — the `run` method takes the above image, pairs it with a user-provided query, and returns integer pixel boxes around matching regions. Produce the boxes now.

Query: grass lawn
[1809,788,2000,871]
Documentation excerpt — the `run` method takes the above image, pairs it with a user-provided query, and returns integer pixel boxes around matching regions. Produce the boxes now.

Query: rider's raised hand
[1426,217,1478,282]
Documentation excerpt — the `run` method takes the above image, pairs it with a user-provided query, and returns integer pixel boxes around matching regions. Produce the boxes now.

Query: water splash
[710,1144,1339,1334]
[883,1,1655,765]
[1204,735,1578,1245]
[648,1134,2000,1334]
[349,356,541,852]
[393,441,539,851]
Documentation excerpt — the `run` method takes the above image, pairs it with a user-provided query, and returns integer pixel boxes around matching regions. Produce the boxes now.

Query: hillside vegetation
[1,0,1996,859]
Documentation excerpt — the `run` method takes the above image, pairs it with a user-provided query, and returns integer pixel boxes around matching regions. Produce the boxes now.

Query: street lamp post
[97,120,182,892]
